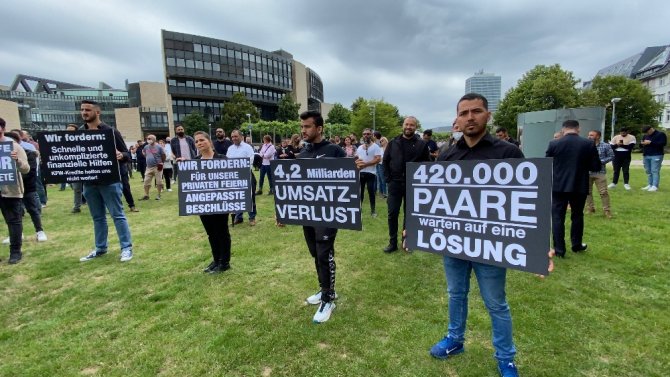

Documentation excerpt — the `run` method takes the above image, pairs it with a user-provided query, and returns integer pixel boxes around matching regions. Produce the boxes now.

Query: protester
[382,116,430,253]
[343,136,356,157]
[355,128,383,217]
[213,128,232,156]
[495,127,520,147]
[193,131,232,273]
[77,100,134,263]
[422,129,439,160]
[376,137,388,198]
[170,124,197,163]
[159,139,174,192]
[0,119,31,264]
[256,135,276,195]
[298,110,346,323]
[135,139,147,180]
[608,127,635,190]
[585,130,614,218]
[640,124,667,191]
[140,134,166,201]
[227,130,257,226]
[64,124,87,213]
[546,120,600,258]
[431,93,526,377]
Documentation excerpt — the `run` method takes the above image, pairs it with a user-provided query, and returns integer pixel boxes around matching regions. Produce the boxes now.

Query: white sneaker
[36,231,47,242]
[313,301,336,323]
[641,185,651,191]
[305,291,338,305]
[607,183,616,188]
[120,249,134,262]
[2,234,24,244]
[624,184,631,190]
[648,186,658,192]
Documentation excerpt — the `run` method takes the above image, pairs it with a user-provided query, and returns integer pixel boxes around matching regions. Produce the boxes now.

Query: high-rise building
[465,70,502,112]
[161,30,326,125]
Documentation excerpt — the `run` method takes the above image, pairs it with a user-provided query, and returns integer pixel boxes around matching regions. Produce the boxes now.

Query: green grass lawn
[1,166,669,376]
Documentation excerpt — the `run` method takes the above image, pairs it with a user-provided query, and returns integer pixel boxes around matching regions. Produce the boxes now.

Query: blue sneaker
[497,360,519,377]
[80,249,107,262]
[429,336,464,359]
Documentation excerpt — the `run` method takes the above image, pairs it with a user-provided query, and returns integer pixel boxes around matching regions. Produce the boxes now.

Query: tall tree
[220,92,260,133]
[325,103,351,124]
[581,75,663,138]
[276,93,301,122]
[350,99,400,138]
[350,97,366,112]
[182,111,208,136]
[494,64,581,137]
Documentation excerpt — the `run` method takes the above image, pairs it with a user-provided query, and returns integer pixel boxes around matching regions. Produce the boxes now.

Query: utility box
[517,107,606,158]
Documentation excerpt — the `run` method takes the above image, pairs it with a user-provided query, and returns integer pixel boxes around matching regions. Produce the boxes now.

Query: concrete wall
[0,100,20,129]
[115,107,142,147]
[321,102,334,119]
[292,61,308,114]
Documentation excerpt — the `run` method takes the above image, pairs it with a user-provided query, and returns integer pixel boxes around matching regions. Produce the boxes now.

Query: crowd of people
[0,93,666,377]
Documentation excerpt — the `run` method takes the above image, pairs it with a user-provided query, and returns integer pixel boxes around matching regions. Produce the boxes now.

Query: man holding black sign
[0,119,30,264]
[431,93,525,377]
[298,111,346,323]
[78,100,134,263]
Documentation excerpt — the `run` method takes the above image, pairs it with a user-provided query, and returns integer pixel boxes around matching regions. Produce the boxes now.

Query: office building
[465,70,502,113]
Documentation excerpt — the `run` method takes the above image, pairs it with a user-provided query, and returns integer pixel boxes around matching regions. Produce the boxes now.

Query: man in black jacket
[382,116,430,252]
[298,111,346,323]
[545,120,600,257]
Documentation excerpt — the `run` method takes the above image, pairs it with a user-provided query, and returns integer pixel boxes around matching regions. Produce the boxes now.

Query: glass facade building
[162,30,324,123]
[465,71,502,113]
[0,89,128,134]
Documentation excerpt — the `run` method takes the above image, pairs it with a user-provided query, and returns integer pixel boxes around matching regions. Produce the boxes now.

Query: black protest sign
[0,142,18,186]
[37,130,120,184]
[177,158,252,216]
[405,158,552,275]
[272,158,361,230]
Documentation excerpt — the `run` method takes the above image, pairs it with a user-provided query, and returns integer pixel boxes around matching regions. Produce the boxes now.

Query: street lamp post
[610,97,621,141]
[369,103,376,132]
[208,123,212,138]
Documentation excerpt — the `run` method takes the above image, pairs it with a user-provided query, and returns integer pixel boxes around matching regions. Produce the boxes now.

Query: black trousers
[121,173,136,209]
[163,168,173,190]
[0,197,23,258]
[200,213,231,266]
[21,191,43,232]
[303,226,337,302]
[611,155,631,184]
[360,172,377,212]
[386,180,406,246]
[551,192,587,255]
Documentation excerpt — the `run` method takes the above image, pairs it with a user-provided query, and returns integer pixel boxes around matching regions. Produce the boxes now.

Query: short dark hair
[590,129,602,137]
[562,120,580,129]
[423,129,432,136]
[458,93,489,110]
[175,123,184,130]
[495,127,508,134]
[620,127,629,132]
[5,131,20,143]
[373,131,382,139]
[300,111,324,127]
[641,125,652,133]
[0,117,5,129]
[81,99,100,108]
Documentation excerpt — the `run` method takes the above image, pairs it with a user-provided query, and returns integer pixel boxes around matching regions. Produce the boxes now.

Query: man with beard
[431,93,526,377]
[355,128,383,217]
[213,128,232,155]
[382,116,430,253]
[226,129,257,226]
[78,100,134,263]
[170,124,197,162]
[299,111,346,323]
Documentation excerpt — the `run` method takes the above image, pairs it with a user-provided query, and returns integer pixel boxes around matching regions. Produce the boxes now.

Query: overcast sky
[1,0,668,129]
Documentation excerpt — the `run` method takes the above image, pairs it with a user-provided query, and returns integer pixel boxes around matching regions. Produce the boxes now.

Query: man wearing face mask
[141,135,166,201]
[355,128,383,217]
[382,116,430,253]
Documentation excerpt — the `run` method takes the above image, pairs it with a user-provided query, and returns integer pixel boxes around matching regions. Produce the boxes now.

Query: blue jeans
[258,165,273,192]
[83,183,133,252]
[643,155,664,187]
[376,164,386,195]
[443,256,516,362]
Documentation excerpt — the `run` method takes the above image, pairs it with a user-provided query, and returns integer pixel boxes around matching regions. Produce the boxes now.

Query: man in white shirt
[355,128,383,217]
[227,129,257,226]
[256,135,276,195]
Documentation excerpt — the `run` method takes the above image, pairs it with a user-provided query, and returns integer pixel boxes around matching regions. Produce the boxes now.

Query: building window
[203,45,210,54]
[168,79,176,86]
[204,61,212,71]
[666,110,670,122]
[235,51,241,59]
[177,58,185,67]
[194,43,202,53]
[186,60,195,69]
[212,63,220,71]
[166,57,176,66]
[195,60,203,69]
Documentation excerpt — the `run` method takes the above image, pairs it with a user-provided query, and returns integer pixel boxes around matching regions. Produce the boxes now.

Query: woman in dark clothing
[193,131,231,274]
